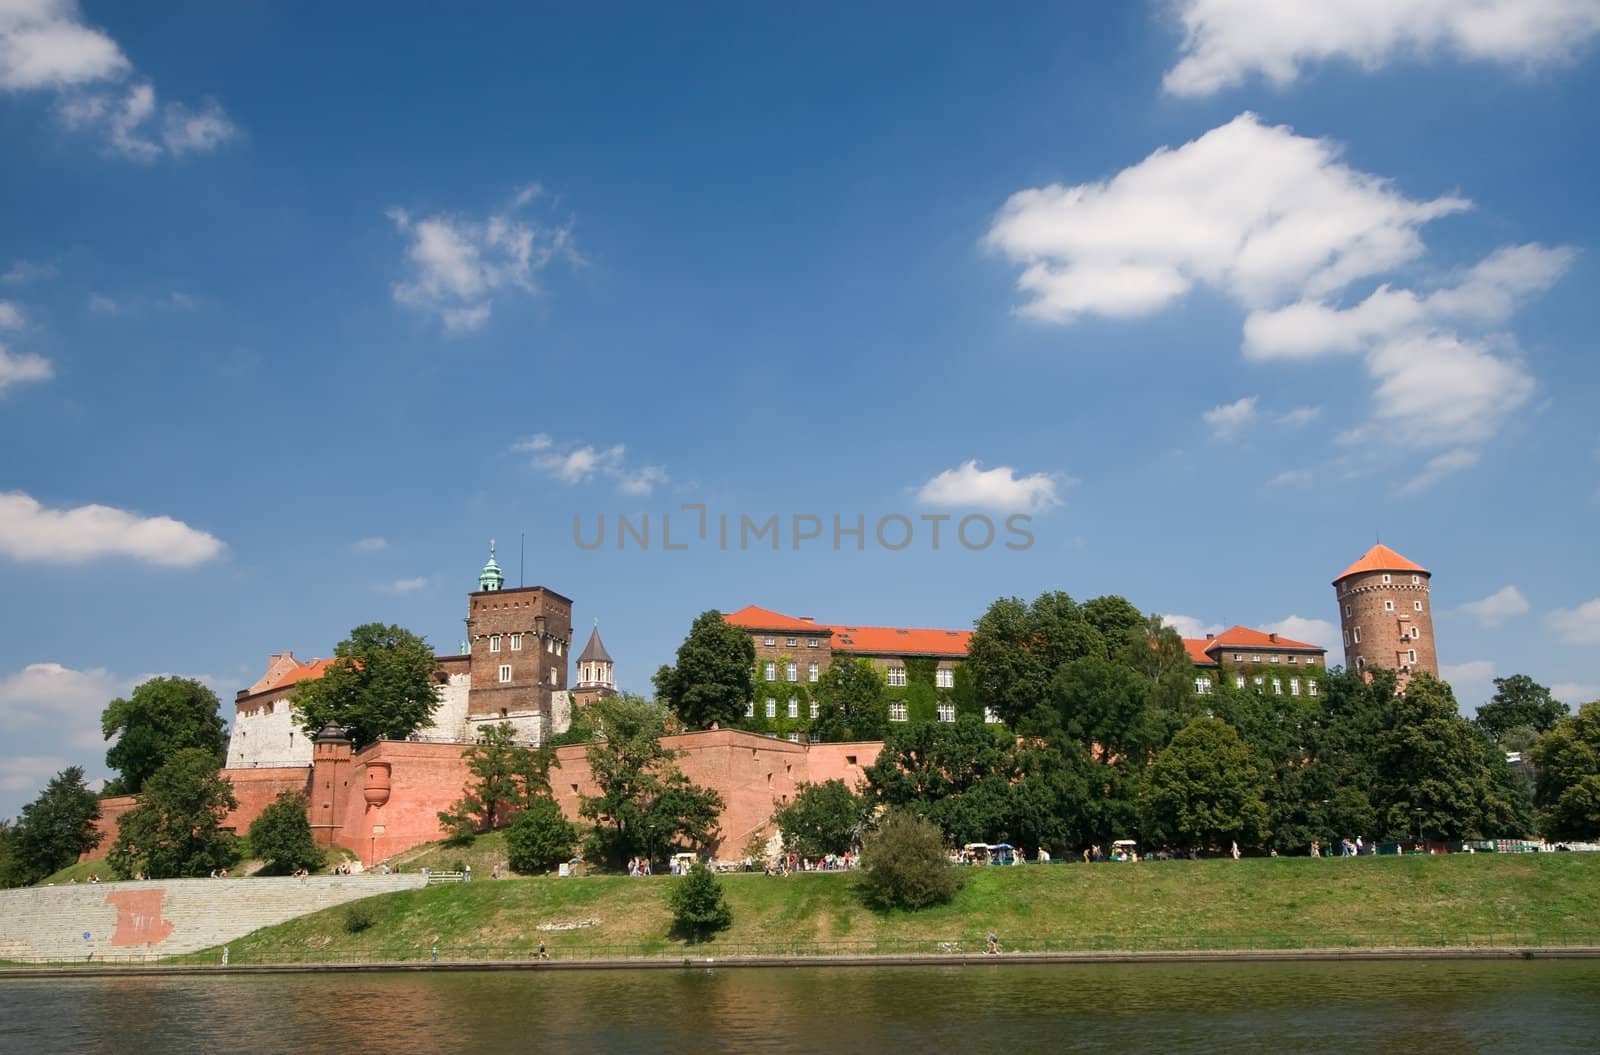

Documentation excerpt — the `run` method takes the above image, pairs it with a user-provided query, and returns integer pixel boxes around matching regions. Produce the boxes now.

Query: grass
[381,830,517,878]
[173,852,1600,965]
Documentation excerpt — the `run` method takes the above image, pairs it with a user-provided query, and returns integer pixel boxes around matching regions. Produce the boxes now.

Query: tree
[858,810,961,910]
[247,791,322,874]
[1475,675,1568,743]
[668,862,733,942]
[1373,674,1532,840]
[1142,717,1268,852]
[437,723,554,838]
[506,797,577,873]
[654,610,755,730]
[293,623,441,748]
[0,820,21,889]
[577,695,725,869]
[108,748,239,879]
[102,677,227,795]
[966,593,1108,731]
[810,658,888,742]
[1532,701,1600,840]
[3,767,103,886]
[772,780,872,857]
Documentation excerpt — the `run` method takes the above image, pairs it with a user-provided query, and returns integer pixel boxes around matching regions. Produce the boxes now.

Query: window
[765,698,777,719]
[1290,678,1301,697]
[547,638,554,653]
[510,633,522,651]
[1352,627,1361,644]
[887,666,906,687]
[889,701,907,722]
[1306,657,1318,666]
[1288,655,1298,664]
[1272,678,1282,695]
[745,700,754,718]
[1235,675,1246,689]
[1382,573,1391,584]
[937,702,955,722]
[1411,575,1420,584]
[935,668,954,689]
[786,661,798,682]
[1195,676,1212,694]
[1384,600,1394,612]
[1252,655,1262,664]
[1270,655,1280,665]
[1408,649,1418,664]
[808,662,819,683]
[809,700,819,720]
[1414,601,1423,612]
[764,636,775,646]
[1343,630,1350,646]
[1411,627,1421,640]
[490,634,502,653]
[498,665,512,683]
[784,697,797,718]
[1253,676,1264,688]
[1309,680,1319,696]
[1355,657,1366,671]
[1344,604,1351,617]
[984,707,1001,725]
[786,731,800,743]
[808,637,819,648]
[786,637,797,648]
[549,669,557,685]
[764,661,776,681]
[556,641,562,656]
[1233,653,1243,662]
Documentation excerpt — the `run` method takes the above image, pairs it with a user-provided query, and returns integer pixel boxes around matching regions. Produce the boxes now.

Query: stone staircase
[0,874,426,962]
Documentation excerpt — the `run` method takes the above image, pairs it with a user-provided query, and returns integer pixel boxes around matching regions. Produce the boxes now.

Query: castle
[85,540,1435,868]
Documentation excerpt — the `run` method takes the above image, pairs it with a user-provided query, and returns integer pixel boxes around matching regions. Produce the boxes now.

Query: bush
[343,902,375,934]
[668,862,733,942]
[506,798,577,873]
[247,791,323,875]
[858,810,961,910]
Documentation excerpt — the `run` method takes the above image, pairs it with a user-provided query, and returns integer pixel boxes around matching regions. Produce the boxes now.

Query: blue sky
[3,1,1599,816]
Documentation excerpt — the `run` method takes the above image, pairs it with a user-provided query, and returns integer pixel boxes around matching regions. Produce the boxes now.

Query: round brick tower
[1332,543,1437,682]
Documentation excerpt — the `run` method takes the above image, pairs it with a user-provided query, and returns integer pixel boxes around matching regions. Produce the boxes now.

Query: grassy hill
[184,852,1600,964]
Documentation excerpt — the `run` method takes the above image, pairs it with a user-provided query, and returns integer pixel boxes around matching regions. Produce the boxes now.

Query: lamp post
[646,823,657,874]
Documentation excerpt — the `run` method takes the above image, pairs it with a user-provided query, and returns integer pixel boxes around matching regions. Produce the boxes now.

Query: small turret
[478,539,504,592]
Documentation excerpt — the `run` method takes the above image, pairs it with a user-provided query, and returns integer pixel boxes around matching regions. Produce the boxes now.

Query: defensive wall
[0,875,424,961]
[82,730,886,868]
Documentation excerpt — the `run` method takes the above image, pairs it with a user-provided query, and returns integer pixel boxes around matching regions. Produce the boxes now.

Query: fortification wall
[226,697,313,768]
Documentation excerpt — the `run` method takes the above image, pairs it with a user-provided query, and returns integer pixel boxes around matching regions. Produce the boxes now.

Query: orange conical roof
[1333,543,1428,583]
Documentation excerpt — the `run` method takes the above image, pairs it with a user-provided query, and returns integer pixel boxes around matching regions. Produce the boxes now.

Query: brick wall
[1336,569,1438,678]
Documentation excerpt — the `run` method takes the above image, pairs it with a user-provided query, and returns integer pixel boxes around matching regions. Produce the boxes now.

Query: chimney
[1204,633,1214,640]
[1269,633,1279,643]
[800,616,814,623]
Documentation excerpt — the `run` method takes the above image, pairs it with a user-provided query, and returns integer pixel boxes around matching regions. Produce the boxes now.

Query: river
[3,960,1598,1053]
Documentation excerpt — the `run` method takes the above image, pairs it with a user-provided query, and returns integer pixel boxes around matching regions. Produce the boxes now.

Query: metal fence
[7,931,1600,969]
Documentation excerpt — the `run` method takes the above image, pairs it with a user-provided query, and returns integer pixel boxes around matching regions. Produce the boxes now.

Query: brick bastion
[82,730,884,868]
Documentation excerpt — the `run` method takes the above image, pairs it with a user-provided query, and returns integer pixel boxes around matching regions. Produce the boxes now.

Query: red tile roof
[1181,638,1218,665]
[722,605,825,632]
[1205,626,1325,653]
[1334,543,1428,583]
[829,624,972,658]
[252,657,338,695]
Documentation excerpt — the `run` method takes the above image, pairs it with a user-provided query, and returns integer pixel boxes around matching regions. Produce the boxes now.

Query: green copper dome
[478,539,504,592]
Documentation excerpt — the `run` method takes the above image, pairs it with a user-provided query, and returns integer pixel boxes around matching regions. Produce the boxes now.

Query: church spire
[478,538,504,592]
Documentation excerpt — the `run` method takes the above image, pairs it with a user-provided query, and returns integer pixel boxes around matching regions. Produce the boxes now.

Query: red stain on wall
[105,889,175,946]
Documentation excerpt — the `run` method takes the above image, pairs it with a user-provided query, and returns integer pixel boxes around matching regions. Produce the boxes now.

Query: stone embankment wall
[0,875,425,962]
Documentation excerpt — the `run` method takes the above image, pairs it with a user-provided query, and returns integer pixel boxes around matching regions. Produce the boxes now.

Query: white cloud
[916,460,1062,513]
[0,300,23,329]
[1456,585,1530,626]
[389,187,577,334]
[1549,599,1600,645]
[1398,447,1482,495]
[1551,682,1600,706]
[1203,396,1257,440]
[1264,616,1338,651]
[0,0,128,91]
[2,259,57,284]
[516,434,668,496]
[354,537,387,553]
[0,491,224,565]
[1162,614,1223,640]
[0,343,52,395]
[1275,406,1320,428]
[985,113,1467,323]
[1,2,235,159]
[1267,468,1312,487]
[380,577,428,595]
[0,661,119,752]
[1164,0,1600,97]
[1368,334,1534,448]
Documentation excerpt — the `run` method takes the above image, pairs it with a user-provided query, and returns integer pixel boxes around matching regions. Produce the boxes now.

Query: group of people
[1310,838,1371,857]
[763,851,856,876]
[66,874,104,884]
[626,857,654,876]
[206,868,231,878]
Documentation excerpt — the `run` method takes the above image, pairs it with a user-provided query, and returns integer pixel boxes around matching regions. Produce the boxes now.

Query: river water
[2,960,1597,1053]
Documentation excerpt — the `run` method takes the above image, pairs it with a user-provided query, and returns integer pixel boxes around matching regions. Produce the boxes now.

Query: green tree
[108,748,239,879]
[772,779,872,857]
[654,610,756,730]
[505,797,578,873]
[811,657,888,742]
[858,810,961,910]
[0,820,21,888]
[102,677,226,795]
[1475,674,1568,743]
[1531,701,1600,840]
[293,623,441,748]
[577,695,725,869]
[438,723,554,838]
[4,767,103,886]
[1142,717,1268,852]
[966,593,1109,731]
[668,861,733,942]
[246,790,322,874]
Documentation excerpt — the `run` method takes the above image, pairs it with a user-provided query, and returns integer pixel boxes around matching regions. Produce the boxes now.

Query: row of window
[745,697,1000,724]
[1231,653,1318,666]
[488,634,564,656]
[497,664,560,685]
[762,636,823,648]
[1345,625,1423,646]
[1344,599,1425,617]
[763,660,821,683]
[1195,675,1318,697]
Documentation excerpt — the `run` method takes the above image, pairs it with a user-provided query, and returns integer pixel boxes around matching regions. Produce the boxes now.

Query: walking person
[1231,840,1241,861]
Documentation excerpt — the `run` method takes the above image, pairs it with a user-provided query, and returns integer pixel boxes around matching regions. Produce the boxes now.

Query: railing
[6,931,1600,969]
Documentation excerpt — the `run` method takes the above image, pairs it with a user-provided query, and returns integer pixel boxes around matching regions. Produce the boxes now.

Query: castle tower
[573,624,615,706]
[309,721,353,849]
[465,540,572,744]
[1332,544,1437,684]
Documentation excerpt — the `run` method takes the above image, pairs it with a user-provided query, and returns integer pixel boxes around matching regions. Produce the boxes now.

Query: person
[1231,841,1241,861]
[1311,840,1321,858]
[986,932,1000,955]
[1356,836,1364,855]
[464,864,472,882]
[537,939,549,961]
[1269,848,1279,858]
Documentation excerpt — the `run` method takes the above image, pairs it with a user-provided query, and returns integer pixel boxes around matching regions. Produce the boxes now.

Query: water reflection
[4,960,1598,1054]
